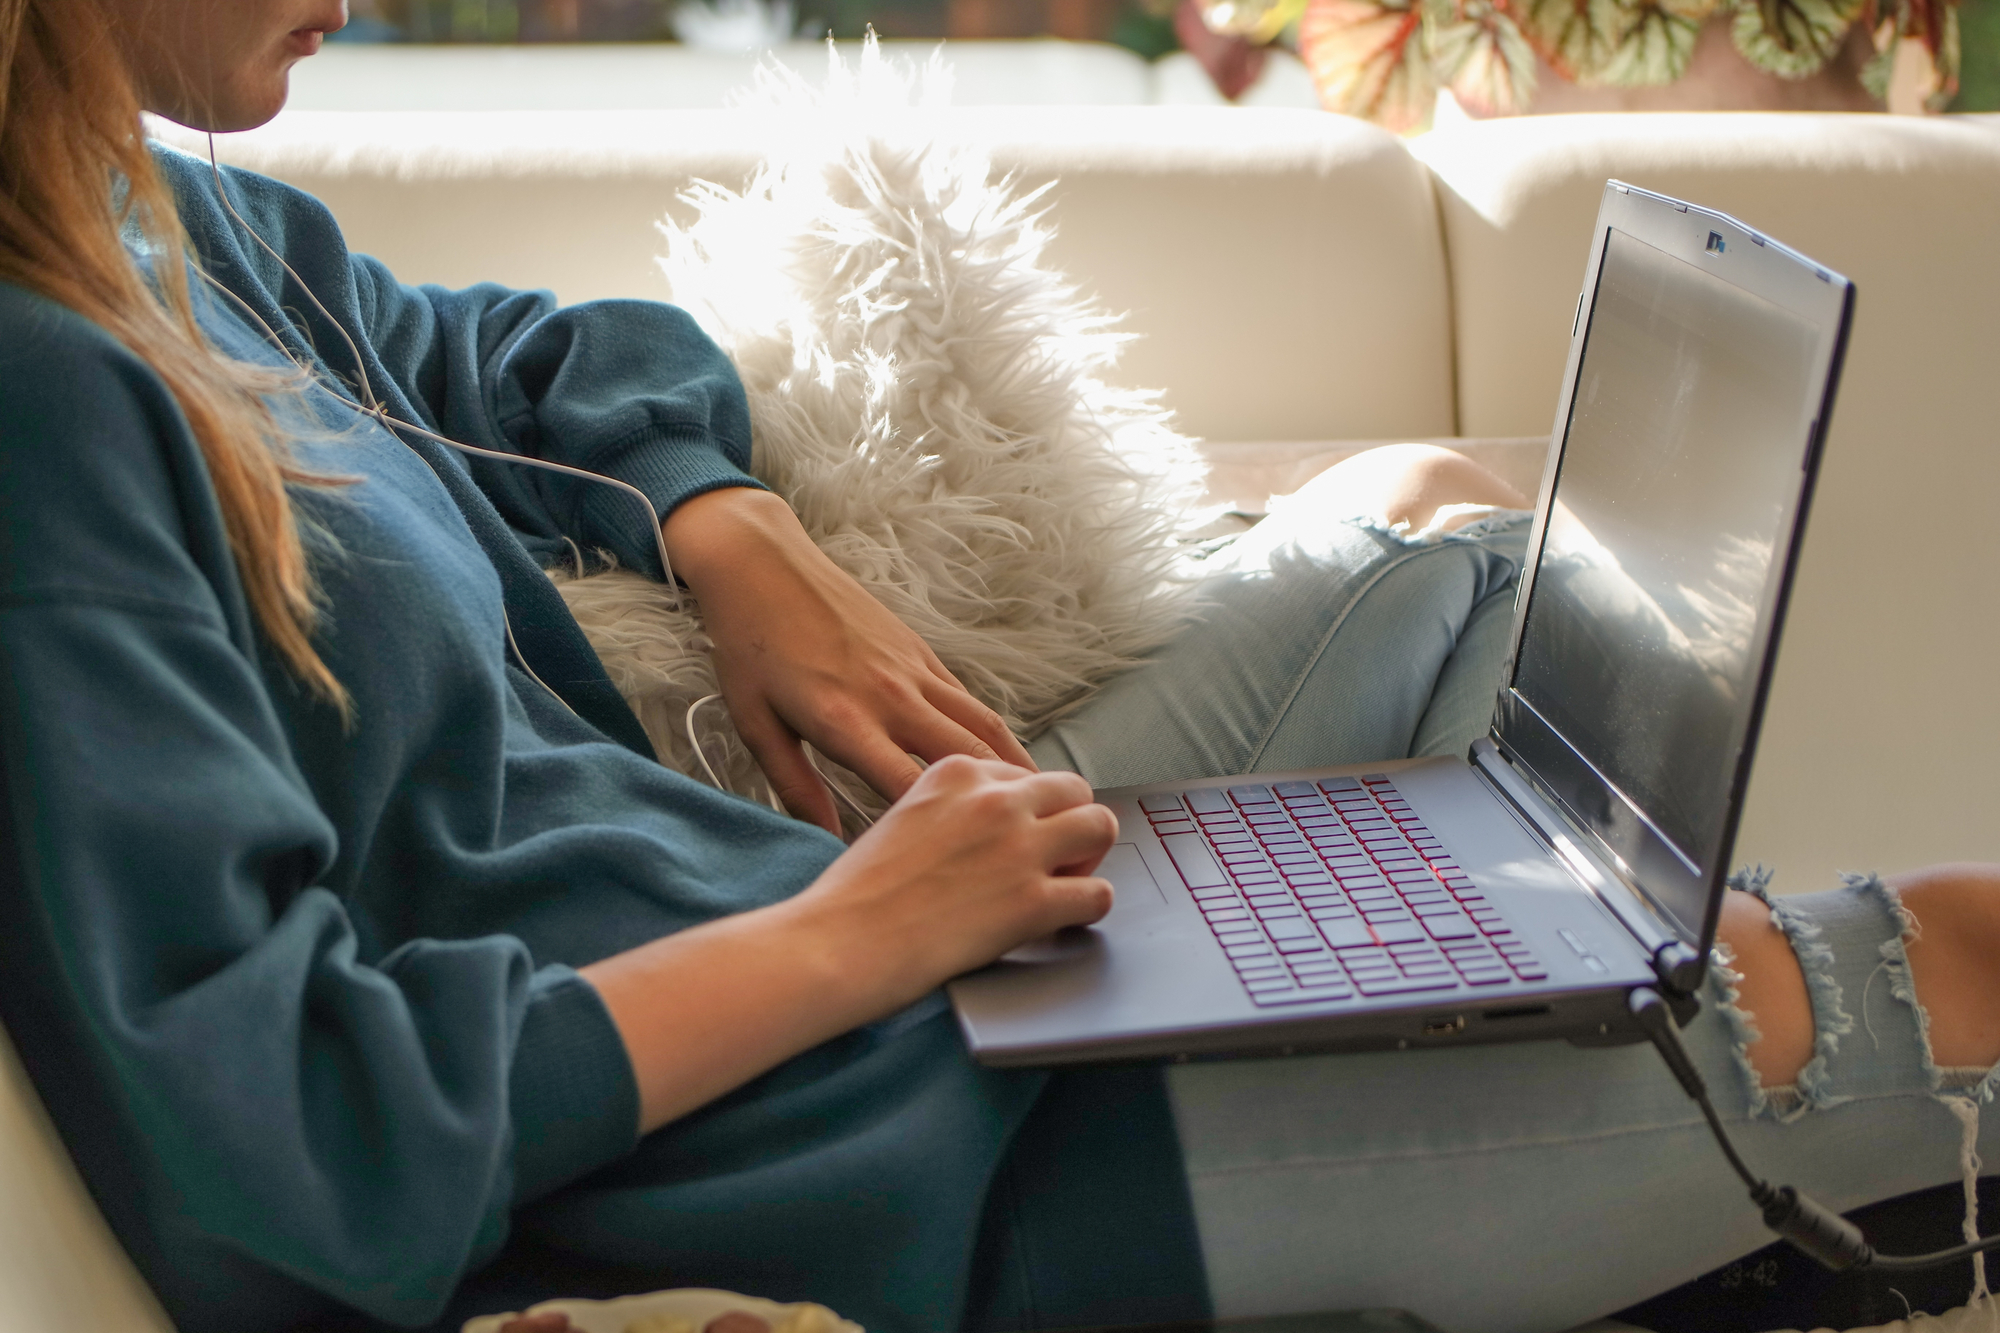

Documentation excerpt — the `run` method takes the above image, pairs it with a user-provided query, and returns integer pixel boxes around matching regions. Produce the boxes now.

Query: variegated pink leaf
[1299,0,1437,129]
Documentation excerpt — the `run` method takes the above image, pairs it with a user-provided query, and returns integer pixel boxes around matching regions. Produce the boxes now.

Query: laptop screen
[1511,227,1821,882]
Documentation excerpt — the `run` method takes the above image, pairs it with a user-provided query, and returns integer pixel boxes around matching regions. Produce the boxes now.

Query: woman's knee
[1715,865,2000,1089]
[1715,889,1816,1088]
[1890,863,2000,1070]
[1301,444,1530,532]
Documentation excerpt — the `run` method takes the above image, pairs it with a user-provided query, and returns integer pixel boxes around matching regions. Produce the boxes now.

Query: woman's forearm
[580,894,886,1134]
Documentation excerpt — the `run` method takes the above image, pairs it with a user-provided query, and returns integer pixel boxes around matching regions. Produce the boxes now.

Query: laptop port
[1422,1016,1465,1036]
[1482,1005,1552,1021]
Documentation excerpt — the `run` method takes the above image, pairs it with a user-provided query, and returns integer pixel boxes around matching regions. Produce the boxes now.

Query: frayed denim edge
[1340,507,1534,548]
[1847,869,2000,1307]
[1841,870,1960,1103]
[1831,873,2000,1117]
[1706,940,1775,1121]
[1724,865,1856,1119]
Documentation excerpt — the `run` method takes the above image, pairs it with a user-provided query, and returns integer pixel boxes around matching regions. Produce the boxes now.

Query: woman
[1,1,1996,1330]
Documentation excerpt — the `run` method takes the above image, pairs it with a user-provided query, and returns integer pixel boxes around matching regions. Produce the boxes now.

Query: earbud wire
[196,138,882,824]
[199,135,683,598]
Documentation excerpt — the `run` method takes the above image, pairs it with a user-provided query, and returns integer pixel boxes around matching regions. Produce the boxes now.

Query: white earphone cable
[199,136,685,600]
[189,243,588,717]
[683,693,730,792]
[193,137,756,764]
[198,138,884,829]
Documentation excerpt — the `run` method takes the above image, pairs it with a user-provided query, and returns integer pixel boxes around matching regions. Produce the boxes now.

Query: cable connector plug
[1629,987,1705,1100]
[1632,987,1880,1273]
[1754,1183,1875,1271]
[1634,985,2000,1275]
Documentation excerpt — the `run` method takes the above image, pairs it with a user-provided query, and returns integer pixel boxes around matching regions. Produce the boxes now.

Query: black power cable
[1630,987,2000,1273]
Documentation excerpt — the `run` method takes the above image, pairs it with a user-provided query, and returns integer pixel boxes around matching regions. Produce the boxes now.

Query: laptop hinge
[1470,738,1705,1000]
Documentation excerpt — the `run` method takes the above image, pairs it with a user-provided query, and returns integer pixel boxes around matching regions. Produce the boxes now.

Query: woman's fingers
[908,759,1110,868]
[663,490,1040,808]
[920,671,1036,770]
[822,730,931,806]
[728,697,842,834]
[1041,873,1117,928]
[1039,799,1119,875]
[793,692,1023,808]
[780,757,1122,1012]
[498,1315,572,1333]
[866,684,1033,786]
[1015,767,1096,818]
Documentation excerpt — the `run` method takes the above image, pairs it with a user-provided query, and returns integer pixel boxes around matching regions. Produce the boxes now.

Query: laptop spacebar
[1158,832,1229,890]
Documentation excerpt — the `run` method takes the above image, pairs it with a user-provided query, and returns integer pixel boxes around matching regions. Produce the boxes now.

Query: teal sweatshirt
[0,145,1206,1333]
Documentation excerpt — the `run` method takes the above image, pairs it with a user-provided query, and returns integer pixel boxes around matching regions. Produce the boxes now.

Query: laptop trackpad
[998,843,1162,963]
[1100,842,1168,909]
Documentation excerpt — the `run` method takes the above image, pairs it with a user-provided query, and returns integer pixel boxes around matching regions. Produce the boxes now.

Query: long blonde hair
[0,0,348,713]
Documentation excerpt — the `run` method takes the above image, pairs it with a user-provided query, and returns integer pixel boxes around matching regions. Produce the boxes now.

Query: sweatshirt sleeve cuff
[576,424,767,580]
[508,965,641,1205]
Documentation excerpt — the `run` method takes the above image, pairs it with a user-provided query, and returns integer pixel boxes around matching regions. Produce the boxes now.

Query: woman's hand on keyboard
[790,756,1118,1001]
[581,756,1114,1134]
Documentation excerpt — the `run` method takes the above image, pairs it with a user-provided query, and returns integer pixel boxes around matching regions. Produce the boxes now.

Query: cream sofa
[161,83,2000,892]
[13,48,2000,1330]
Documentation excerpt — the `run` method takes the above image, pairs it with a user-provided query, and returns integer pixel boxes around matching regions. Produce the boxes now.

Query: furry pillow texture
[552,42,1207,830]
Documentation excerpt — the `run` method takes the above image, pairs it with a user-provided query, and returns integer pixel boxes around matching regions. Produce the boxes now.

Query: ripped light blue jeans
[1029,498,1997,1333]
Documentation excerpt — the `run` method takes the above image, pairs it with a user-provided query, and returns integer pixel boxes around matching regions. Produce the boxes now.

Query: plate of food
[462,1288,861,1333]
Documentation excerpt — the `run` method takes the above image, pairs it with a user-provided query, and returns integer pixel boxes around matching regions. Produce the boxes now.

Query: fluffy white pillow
[553,42,1207,828]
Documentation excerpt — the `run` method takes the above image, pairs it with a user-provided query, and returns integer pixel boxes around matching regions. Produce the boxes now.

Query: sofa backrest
[1417,112,2000,891]
[168,105,1458,445]
[285,39,1323,113]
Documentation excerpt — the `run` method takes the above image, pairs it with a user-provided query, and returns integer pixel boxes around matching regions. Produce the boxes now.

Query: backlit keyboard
[1140,775,1547,1007]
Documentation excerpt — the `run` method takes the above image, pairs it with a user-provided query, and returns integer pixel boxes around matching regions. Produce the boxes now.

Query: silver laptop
[949,181,1856,1067]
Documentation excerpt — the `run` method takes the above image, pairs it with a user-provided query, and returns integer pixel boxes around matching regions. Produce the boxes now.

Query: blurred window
[351,0,1144,43]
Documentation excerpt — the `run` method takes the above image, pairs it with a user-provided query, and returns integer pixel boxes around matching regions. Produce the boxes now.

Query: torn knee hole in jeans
[1837,869,1962,1094]
[1716,869,1972,1112]
[1708,867,1855,1123]
[1709,944,1798,1120]
[1858,869,2000,1305]
[1711,871,2000,1303]
[1851,872,2000,1299]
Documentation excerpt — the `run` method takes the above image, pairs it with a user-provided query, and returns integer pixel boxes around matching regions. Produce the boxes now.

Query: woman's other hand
[662,487,1035,833]
[582,757,1116,1133]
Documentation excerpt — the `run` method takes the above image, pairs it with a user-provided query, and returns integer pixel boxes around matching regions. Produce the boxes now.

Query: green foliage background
[1956,0,2000,107]
[365,0,1992,110]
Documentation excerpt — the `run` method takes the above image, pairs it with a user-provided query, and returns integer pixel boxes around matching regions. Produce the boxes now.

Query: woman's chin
[231,81,293,131]
[151,81,290,135]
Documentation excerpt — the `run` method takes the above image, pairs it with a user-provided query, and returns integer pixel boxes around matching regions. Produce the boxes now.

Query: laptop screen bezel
[1490,181,1856,968]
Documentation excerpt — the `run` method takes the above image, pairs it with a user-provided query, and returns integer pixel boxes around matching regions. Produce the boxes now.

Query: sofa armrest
[0,1022,177,1333]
